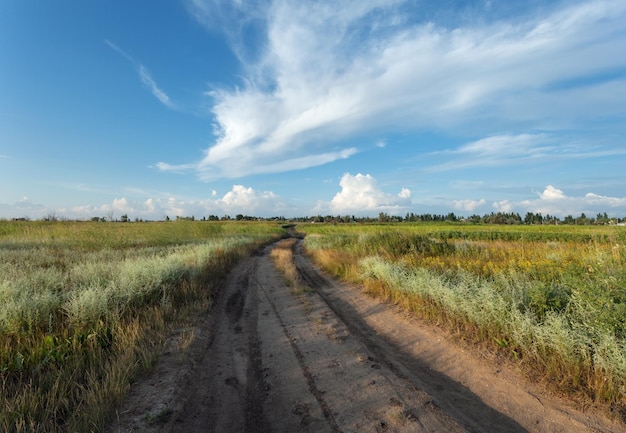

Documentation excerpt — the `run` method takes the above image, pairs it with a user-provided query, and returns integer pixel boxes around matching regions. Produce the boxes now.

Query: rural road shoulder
[108,239,625,433]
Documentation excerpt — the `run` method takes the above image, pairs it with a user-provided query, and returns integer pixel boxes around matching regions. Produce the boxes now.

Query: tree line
[8,211,625,225]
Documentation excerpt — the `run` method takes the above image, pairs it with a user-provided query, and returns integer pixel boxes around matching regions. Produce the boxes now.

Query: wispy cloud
[138,66,172,108]
[428,133,626,171]
[429,133,554,171]
[153,162,197,174]
[105,39,175,109]
[172,0,626,180]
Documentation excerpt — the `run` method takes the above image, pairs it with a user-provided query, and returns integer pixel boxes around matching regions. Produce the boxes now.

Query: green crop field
[0,220,285,432]
[301,222,626,420]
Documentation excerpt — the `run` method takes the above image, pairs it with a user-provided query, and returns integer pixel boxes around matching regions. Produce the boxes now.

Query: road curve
[109,239,625,433]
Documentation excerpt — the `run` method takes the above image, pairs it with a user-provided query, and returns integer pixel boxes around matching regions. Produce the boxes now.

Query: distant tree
[445,212,457,222]
[44,212,58,222]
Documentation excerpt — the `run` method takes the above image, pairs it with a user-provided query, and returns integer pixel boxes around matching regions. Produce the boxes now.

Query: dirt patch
[107,239,625,433]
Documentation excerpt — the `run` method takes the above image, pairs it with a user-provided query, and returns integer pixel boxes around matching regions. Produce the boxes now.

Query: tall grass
[270,238,305,292]
[302,223,626,420]
[0,220,285,432]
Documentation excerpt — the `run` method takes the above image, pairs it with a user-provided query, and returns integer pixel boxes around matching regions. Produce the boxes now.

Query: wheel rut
[108,239,625,433]
[259,279,341,433]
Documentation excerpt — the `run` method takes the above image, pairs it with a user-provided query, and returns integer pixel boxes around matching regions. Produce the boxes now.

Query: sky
[1,0,626,220]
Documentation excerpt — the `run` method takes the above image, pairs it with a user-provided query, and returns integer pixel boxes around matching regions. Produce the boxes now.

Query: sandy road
[109,239,625,433]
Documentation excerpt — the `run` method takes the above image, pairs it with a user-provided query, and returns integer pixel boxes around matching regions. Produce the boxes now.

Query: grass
[269,238,307,293]
[301,222,626,421]
[0,220,285,432]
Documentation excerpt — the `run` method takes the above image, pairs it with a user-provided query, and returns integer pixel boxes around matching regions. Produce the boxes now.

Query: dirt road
[108,239,625,433]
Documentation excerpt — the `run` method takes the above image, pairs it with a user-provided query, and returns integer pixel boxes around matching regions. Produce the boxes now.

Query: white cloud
[430,133,555,171]
[328,173,411,214]
[112,197,133,213]
[457,134,552,158]
[496,185,626,217]
[584,192,626,208]
[0,184,290,220]
[453,198,486,212]
[430,133,626,172]
[154,162,196,173]
[539,185,566,200]
[106,39,175,109]
[215,185,283,215]
[138,65,174,108]
[493,200,513,213]
[170,0,626,180]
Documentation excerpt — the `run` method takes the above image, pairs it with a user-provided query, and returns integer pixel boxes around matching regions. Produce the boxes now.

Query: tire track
[258,279,342,433]
[109,239,624,433]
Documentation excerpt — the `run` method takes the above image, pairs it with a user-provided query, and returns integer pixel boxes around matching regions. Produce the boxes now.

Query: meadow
[0,220,285,432]
[301,223,626,420]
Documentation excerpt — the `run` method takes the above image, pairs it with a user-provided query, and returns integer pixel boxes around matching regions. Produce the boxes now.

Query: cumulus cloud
[0,185,289,220]
[493,200,513,213]
[215,185,283,215]
[494,185,626,217]
[168,0,626,180]
[328,173,411,214]
[454,198,486,212]
[539,185,566,200]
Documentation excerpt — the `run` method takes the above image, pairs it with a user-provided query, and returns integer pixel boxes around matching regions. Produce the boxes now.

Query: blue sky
[2,0,626,220]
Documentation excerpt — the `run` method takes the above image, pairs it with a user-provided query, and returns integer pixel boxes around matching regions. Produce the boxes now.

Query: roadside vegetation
[0,220,284,432]
[270,238,306,293]
[301,223,626,421]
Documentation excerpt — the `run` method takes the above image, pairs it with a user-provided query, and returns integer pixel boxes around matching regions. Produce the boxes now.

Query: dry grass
[0,220,285,432]
[301,223,626,422]
[270,238,308,293]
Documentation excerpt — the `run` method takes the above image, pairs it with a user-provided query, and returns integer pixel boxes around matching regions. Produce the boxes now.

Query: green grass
[0,220,285,432]
[301,222,626,421]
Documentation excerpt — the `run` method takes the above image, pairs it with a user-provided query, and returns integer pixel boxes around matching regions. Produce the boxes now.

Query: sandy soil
[107,239,625,433]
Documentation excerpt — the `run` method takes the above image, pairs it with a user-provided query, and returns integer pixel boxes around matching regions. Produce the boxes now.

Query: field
[2,220,625,430]
[0,220,285,432]
[300,223,626,419]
